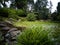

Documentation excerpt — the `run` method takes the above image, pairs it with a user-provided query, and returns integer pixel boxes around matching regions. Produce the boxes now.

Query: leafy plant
[27,13,36,21]
[0,8,9,17]
[16,9,26,17]
[8,9,19,19]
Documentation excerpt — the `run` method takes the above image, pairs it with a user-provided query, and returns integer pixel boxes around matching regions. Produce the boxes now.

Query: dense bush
[51,11,60,22]
[27,13,36,21]
[20,18,27,21]
[8,9,19,19]
[0,8,9,17]
[51,12,57,21]
[56,14,60,21]
[0,8,19,20]
[17,27,53,45]
[16,9,26,17]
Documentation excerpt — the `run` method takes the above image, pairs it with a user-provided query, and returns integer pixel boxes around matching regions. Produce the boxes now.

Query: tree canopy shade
[57,2,60,15]
[27,0,34,12]
[56,2,60,21]
[10,0,49,20]
[34,0,49,19]
[34,0,48,12]
[51,2,60,21]
[0,0,9,8]
[15,0,27,9]
[10,0,34,11]
[0,0,28,9]
[27,0,34,4]
[49,1,53,14]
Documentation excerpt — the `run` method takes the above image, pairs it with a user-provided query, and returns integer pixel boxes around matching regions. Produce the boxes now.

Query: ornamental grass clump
[17,27,53,45]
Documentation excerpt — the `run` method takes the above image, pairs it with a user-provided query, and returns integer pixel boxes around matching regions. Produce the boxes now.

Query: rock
[10,30,20,39]
[0,21,21,45]
[1,27,10,36]
[8,28,20,37]
[0,22,7,27]
[8,28,18,32]
[6,28,21,41]
[2,27,10,31]
[8,28,21,36]
[4,21,14,27]
[0,24,6,27]
[0,21,14,28]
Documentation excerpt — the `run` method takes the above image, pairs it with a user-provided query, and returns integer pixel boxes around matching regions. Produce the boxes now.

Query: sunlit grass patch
[14,21,60,29]
[14,21,60,45]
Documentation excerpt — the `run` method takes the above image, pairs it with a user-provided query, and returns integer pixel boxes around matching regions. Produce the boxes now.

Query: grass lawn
[15,21,60,45]
[14,21,60,30]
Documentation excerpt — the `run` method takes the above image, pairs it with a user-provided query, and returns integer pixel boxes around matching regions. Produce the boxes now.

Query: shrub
[51,12,57,21]
[17,27,53,45]
[27,13,36,21]
[51,11,60,22]
[8,9,19,19]
[57,15,60,21]
[0,8,9,17]
[20,18,27,21]
[0,8,19,20]
[16,9,26,17]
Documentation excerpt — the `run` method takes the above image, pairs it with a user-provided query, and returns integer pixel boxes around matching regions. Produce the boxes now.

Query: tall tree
[57,2,60,21]
[34,0,48,12]
[0,0,9,8]
[10,0,16,8]
[49,0,52,14]
[9,0,28,10]
[48,0,52,19]
[57,2,60,15]
[15,0,27,9]
[34,0,49,19]
[27,0,34,12]
[51,2,60,21]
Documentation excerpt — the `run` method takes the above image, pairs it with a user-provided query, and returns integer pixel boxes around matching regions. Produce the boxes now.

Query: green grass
[14,21,60,29]
[17,27,54,45]
[14,21,60,45]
